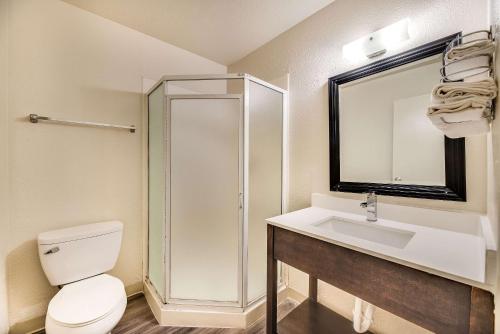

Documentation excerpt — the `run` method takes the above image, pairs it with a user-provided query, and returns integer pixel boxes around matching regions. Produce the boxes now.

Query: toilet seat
[45,299,126,334]
[47,274,126,328]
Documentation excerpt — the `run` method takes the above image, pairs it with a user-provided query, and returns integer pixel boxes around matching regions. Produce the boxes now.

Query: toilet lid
[48,274,125,326]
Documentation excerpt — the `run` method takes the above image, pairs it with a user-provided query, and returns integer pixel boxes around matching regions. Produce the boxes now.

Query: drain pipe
[352,297,374,333]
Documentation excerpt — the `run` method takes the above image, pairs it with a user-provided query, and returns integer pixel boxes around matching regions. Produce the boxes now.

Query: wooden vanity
[266,224,494,334]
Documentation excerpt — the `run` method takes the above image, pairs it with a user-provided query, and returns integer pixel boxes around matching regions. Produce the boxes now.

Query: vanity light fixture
[343,18,410,61]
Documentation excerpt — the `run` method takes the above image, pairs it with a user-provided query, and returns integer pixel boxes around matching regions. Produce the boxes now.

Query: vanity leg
[309,275,318,302]
[267,225,278,334]
[468,287,494,333]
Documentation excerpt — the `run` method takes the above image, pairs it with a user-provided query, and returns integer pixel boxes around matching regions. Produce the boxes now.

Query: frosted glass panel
[170,97,241,302]
[148,84,165,298]
[248,82,283,302]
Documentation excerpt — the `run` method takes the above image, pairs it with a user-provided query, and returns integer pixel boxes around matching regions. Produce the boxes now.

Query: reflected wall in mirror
[329,33,466,201]
[339,56,445,185]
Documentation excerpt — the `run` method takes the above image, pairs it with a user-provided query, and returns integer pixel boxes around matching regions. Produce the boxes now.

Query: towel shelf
[438,26,497,123]
[428,26,497,138]
[441,26,496,83]
[29,114,136,133]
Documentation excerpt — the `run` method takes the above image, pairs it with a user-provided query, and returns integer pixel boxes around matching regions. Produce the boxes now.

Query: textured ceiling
[62,0,335,65]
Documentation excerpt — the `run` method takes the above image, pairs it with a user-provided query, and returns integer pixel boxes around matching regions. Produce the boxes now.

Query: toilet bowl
[38,221,126,334]
[45,274,127,334]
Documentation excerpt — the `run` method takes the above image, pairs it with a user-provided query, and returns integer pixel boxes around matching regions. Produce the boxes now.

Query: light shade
[343,18,410,62]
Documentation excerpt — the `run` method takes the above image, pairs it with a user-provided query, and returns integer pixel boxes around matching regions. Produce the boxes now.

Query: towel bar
[29,114,136,133]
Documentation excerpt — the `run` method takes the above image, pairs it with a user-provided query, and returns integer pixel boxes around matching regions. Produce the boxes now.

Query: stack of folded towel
[443,36,495,82]
[428,79,497,138]
[428,34,497,138]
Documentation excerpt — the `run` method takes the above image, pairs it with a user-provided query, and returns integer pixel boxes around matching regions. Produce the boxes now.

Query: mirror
[339,56,445,185]
[329,33,466,201]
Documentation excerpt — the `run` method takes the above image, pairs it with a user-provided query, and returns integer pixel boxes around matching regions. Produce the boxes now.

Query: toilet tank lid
[38,221,123,245]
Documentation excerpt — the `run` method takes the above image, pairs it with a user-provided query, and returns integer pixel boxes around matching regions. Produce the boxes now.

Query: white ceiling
[62,0,335,65]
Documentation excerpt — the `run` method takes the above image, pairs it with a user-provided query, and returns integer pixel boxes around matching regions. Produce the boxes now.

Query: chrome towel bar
[29,114,136,133]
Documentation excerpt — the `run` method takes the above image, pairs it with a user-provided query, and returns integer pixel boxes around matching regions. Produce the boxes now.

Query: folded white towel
[431,78,497,104]
[429,106,489,125]
[427,98,491,138]
[461,31,491,44]
[445,40,495,61]
[428,96,491,117]
[440,118,491,138]
[442,55,491,82]
[463,71,492,82]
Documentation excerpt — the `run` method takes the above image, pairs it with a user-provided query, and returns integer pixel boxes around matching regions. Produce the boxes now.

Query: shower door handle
[239,192,243,209]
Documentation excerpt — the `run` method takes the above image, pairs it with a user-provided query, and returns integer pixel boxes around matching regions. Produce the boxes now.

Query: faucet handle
[360,202,368,208]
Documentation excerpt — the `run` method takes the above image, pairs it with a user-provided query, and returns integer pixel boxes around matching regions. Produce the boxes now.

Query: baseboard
[127,291,145,302]
[9,316,45,334]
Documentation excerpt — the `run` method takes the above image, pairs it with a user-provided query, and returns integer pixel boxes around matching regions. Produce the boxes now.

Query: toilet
[37,221,127,334]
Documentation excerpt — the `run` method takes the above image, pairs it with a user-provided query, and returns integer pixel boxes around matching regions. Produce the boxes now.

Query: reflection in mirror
[339,55,445,186]
[329,33,466,201]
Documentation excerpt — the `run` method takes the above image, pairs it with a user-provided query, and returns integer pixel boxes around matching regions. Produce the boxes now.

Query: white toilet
[38,221,127,334]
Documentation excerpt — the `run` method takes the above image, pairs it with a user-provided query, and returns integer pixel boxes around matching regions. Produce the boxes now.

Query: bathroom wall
[229,0,490,333]
[2,0,226,332]
[230,0,488,213]
[0,0,10,333]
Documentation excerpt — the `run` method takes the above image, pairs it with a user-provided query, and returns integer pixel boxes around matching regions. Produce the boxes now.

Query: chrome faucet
[360,192,377,222]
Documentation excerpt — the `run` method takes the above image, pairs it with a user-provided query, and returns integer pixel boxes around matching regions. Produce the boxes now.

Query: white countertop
[267,206,489,286]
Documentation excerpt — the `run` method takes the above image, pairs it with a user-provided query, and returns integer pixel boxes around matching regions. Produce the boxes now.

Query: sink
[267,194,489,282]
[313,217,415,249]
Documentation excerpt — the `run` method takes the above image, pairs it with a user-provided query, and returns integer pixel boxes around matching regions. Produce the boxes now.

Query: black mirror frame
[328,33,466,201]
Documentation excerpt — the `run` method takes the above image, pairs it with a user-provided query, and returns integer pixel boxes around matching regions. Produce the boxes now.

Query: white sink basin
[314,217,415,249]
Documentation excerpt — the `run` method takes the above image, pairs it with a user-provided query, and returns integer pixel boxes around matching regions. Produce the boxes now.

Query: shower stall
[146,74,287,314]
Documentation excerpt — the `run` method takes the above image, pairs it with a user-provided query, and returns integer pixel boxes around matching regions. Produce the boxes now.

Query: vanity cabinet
[266,225,494,334]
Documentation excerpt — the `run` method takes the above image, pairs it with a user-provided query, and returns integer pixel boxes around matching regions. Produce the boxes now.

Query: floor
[112,295,298,334]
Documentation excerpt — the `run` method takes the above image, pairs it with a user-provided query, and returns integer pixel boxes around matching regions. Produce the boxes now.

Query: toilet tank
[38,221,123,286]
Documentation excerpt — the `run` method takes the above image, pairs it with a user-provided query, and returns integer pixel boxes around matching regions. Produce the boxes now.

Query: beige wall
[3,0,225,332]
[0,0,10,333]
[229,0,490,333]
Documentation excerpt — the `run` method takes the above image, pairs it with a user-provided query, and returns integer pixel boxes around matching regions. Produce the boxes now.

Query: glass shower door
[168,95,243,305]
[148,83,166,301]
[247,81,283,303]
